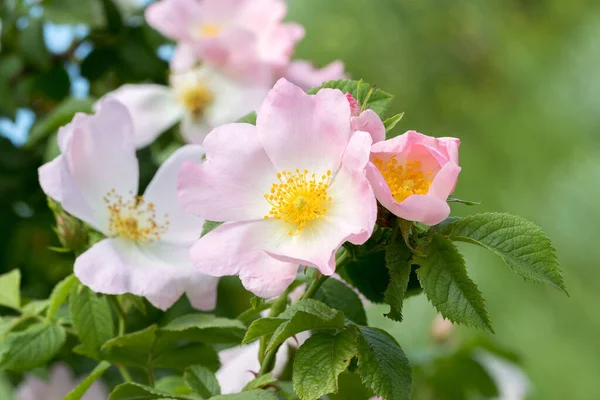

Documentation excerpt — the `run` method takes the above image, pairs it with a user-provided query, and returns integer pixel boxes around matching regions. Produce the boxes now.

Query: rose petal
[351,109,386,143]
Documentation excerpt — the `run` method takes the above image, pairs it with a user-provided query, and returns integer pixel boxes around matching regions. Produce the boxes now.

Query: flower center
[373,156,432,203]
[104,190,169,243]
[199,23,221,38]
[264,169,332,235]
[180,85,214,117]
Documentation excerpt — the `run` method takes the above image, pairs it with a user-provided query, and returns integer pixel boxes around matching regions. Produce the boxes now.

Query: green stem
[236,301,274,325]
[118,366,133,383]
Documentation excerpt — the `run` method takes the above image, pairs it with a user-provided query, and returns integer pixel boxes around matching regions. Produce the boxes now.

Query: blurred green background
[1,0,599,399]
[288,0,600,399]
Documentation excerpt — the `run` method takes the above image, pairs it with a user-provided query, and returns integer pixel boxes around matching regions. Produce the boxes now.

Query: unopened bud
[48,199,88,252]
[431,314,454,343]
[346,92,361,117]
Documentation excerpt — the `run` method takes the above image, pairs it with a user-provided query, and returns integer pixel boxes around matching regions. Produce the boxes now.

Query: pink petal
[60,100,138,232]
[170,42,200,73]
[257,78,352,174]
[189,221,298,298]
[342,131,373,172]
[102,84,183,148]
[178,123,276,222]
[351,109,386,143]
[75,239,216,311]
[264,167,377,275]
[366,163,450,225]
[145,0,203,41]
[143,145,206,246]
[428,161,461,200]
[285,60,347,90]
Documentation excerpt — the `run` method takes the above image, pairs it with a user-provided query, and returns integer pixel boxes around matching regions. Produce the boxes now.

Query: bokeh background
[1,0,599,399]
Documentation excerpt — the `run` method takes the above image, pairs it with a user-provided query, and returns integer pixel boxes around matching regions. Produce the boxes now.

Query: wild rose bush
[0,0,566,399]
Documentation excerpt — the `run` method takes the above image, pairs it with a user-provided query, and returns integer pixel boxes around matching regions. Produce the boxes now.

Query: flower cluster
[105,0,346,147]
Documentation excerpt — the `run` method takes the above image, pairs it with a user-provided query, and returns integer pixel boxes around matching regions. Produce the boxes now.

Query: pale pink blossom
[102,67,269,148]
[366,131,461,225]
[178,79,377,297]
[284,60,347,91]
[146,0,304,74]
[15,363,107,400]
[38,100,218,311]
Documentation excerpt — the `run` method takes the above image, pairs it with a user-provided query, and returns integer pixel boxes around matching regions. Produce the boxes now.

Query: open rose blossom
[38,100,218,310]
[146,0,304,73]
[178,78,377,297]
[366,131,461,225]
[103,67,269,148]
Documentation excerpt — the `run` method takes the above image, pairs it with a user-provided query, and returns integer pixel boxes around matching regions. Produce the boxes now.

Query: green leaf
[22,300,49,316]
[414,234,492,331]
[343,251,389,303]
[101,325,157,367]
[108,382,189,400]
[0,323,66,371]
[155,376,194,396]
[47,274,77,321]
[237,112,257,125]
[355,326,412,400]
[26,97,94,148]
[70,283,115,357]
[242,318,286,344]
[154,343,220,373]
[119,294,147,316]
[308,79,394,117]
[208,390,279,400]
[383,113,404,133]
[184,365,221,398]
[43,0,106,28]
[243,373,277,391]
[64,361,111,400]
[266,299,346,352]
[314,278,367,325]
[293,330,358,400]
[160,314,246,344]
[441,212,566,293]
[384,237,413,322]
[18,18,51,70]
[0,270,20,310]
[0,372,12,400]
[201,221,223,237]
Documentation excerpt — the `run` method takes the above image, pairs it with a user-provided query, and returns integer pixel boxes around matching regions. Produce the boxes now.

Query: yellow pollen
[373,156,432,202]
[104,189,169,243]
[264,169,332,235]
[200,24,221,37]
[180,85,214,117]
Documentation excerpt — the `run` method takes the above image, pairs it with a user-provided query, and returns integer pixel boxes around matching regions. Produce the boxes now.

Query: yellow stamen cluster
[104,189,169,243]
[373,156,432,202]
[180,85,214,117]
[200,24,221,38]
[264,169,332,235]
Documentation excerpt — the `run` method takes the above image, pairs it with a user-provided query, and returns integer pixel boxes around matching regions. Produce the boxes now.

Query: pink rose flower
[15,363,107,400]
[366,131,461,225]
[38,100,218,310]
[102,67,269,148]
[178,79,377,297]
[345,93,386,144]
[146,0,304,74]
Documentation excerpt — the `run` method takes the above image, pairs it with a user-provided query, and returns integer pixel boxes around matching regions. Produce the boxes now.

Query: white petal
[102,84,184,148]
[144,144,206,245]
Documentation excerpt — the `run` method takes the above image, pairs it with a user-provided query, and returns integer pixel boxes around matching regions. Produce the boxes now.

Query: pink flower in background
[178,79,377,297]
[146,0,304,74]
[367,131,461,225]
[15,363,107,400]
[102,67,269,148]
[38,100,218,310]
[284,60,347,90]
